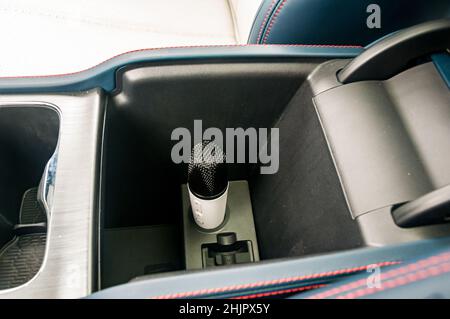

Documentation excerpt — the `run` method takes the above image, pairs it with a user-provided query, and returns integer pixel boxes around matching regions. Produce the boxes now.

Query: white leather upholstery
[229,0,263,43]
[0,0,261,76]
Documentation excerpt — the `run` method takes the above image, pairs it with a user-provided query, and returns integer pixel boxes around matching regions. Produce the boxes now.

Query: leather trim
[306,249,450,299]
[340,254,450,299]
[262,0,287,44]
[432,53,450,89]
[256,0,278,43]
[232,284,326,299]
[152,261,399,299]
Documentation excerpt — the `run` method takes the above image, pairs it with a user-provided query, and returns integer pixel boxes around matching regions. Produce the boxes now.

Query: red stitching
[231,284,327,299]
[338,261,450,299]
[308,251,450,299]
[262,0,288,44]
[256,0,278,43]
[0,44,362,80]
[151,261,399,299]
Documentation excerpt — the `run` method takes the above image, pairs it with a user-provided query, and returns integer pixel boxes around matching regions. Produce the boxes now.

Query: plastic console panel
[311,59,450,246]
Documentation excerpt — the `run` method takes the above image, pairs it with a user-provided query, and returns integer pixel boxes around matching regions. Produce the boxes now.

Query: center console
[0,20,449,298]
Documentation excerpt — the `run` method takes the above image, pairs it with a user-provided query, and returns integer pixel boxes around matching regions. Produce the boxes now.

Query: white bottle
[188,184,228,229]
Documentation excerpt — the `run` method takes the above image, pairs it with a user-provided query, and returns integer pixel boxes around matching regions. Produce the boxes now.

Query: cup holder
[0,105,59,290]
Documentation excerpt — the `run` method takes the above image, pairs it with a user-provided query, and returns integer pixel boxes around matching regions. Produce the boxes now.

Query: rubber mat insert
[0,233,46,289]
[20,188,46,224]
[0,188,47,290]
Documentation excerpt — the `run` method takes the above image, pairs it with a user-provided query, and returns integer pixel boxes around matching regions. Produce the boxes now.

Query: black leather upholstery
[248,0,450,46]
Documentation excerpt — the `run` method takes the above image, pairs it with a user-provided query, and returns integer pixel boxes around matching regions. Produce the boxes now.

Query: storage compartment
[0,106,60,290]
[99,61,363,288]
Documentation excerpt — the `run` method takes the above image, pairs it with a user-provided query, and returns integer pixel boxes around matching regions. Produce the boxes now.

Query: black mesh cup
[188,141,228,199]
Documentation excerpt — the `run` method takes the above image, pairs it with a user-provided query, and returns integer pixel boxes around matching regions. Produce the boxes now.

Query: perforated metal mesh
[188,141,227,198]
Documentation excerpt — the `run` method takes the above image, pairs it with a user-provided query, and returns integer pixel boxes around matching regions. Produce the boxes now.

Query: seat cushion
[0,0,260,76]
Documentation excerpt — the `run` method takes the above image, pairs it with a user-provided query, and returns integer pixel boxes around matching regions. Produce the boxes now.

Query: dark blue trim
[0,45,363,94]
[248,0,450,46]
[432,53,450,89]
[87,236,450,299]
[299,245,450,299]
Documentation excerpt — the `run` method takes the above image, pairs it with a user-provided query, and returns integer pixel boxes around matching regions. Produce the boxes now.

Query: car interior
[0,0,449,299]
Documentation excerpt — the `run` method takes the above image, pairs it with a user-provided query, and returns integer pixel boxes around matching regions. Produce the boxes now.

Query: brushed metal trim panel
[0,89,104,298]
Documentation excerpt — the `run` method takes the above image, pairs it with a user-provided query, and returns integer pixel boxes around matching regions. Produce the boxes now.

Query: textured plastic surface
[357,206,450,246]
[315,62,450,218]
[250,81,363,258]
[101,225,183,289]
